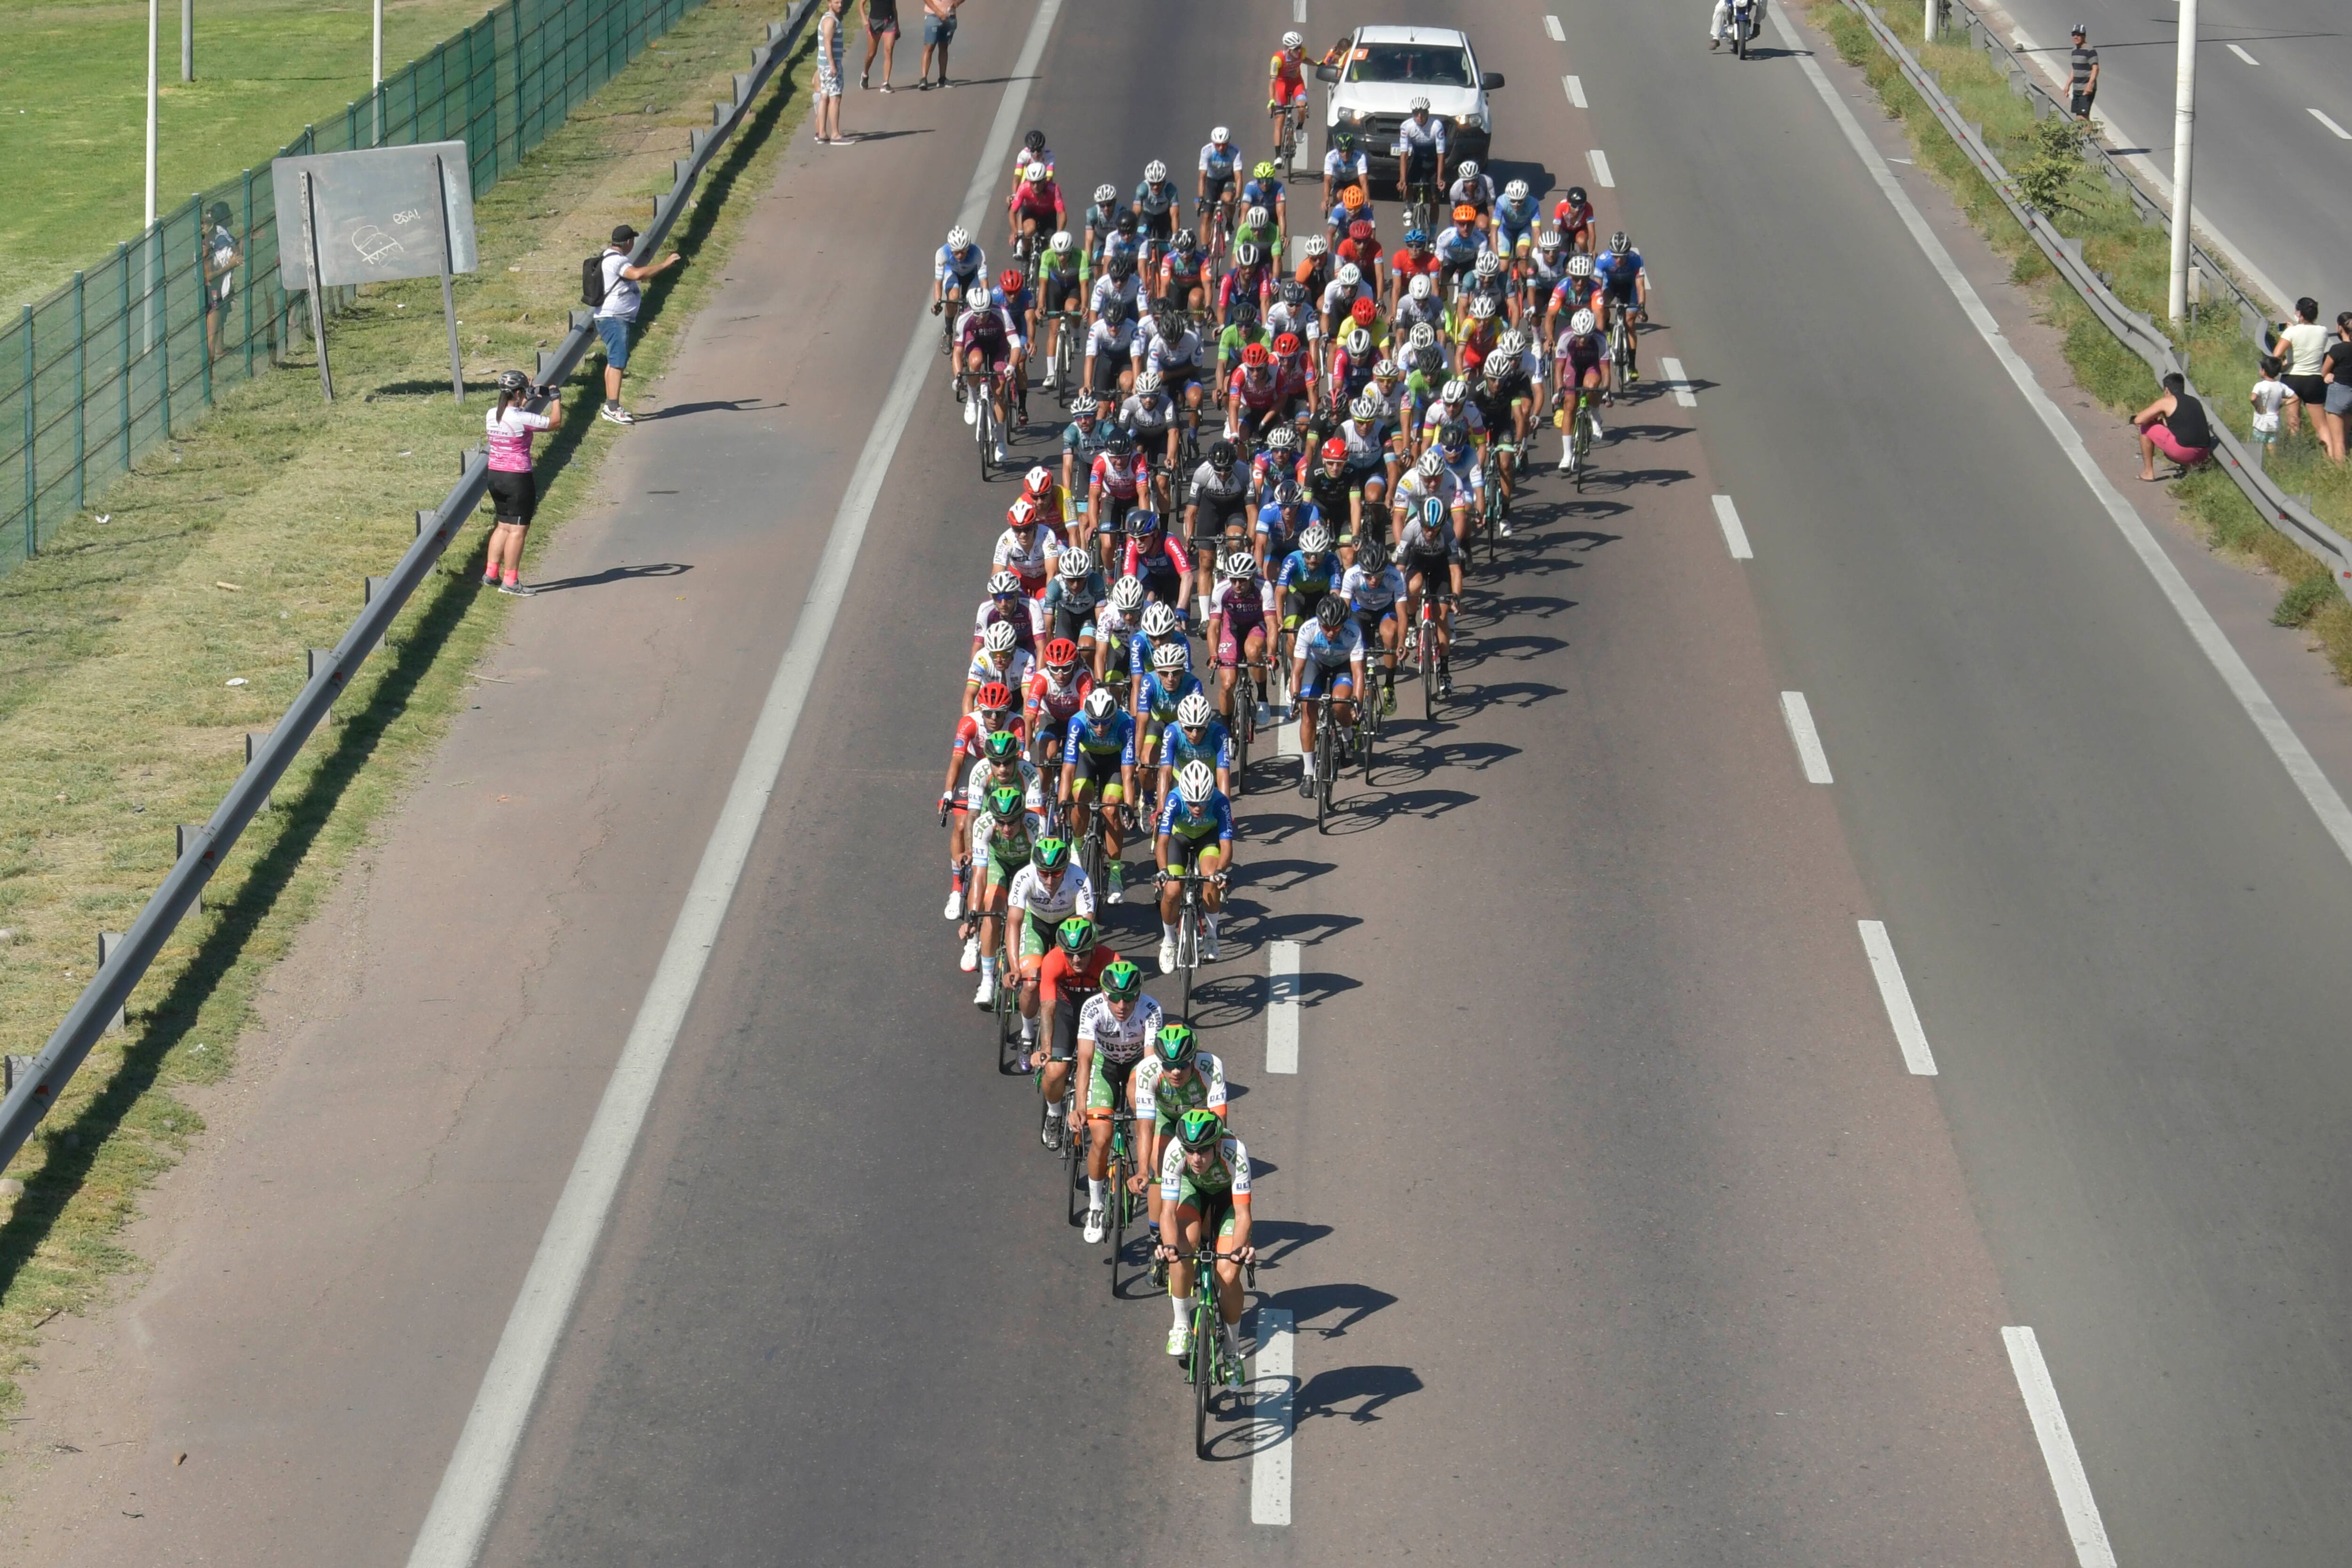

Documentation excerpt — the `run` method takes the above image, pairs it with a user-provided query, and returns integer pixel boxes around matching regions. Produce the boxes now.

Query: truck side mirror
[1480,71,1506,89]
[1314,62,1341,82]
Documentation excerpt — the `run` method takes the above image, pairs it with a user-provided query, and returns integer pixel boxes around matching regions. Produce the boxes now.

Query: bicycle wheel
[1420,622,1437,719]
[1063,1099,1086,1223]
[1314,711,1335,832]
[1108,1138,1129,1281]
[975,395,992,480]
[995,974,1021,1071]
[1233,672,1254,796]
[1192,1301,1216,1457]
[1358,700,1379,780]
[1178,899,1197,1017]
[1080,812,1105,891]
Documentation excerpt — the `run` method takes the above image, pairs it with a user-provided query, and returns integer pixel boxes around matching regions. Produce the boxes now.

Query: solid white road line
[1251,1308,1297,1526]
[1772,2,2352,874]
[400,2,1069,1563]
[1544,13,1564,41]
[1563,74,1587,108]
[1586,147,1615,187]
[2225,42,2259,65]
[1711,494,1754,560]
[2310,106,2352,140]
[2002,1327,2120,1568]
[1658,353,1697,408]
[1266,940,1301,1074]
[1779,692,1833,784]
[1856,920,1938,1075]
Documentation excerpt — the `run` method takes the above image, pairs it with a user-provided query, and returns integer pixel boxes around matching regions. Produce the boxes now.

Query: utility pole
[181,0,192,80]
[145,0,159,231]
[1923,0,1939,43]
[373,0,384,144]
[2166,0,2198,322]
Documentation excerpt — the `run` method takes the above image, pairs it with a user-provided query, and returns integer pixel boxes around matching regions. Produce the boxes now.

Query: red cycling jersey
[1026,665,1095,725]
[1123,532,1194,580]
[1038,942,1117,1009]
[1229,366,1285,412]
[1091,450,1144,500]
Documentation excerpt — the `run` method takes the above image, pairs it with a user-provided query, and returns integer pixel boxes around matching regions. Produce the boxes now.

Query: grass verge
[1807,0,2352,676]
[0,0,816,1417]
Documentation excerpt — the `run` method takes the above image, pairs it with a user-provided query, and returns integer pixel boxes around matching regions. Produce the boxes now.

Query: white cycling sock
[1162,921,1178,943]
[1021,1014,1037,1040]
[1172,1296,1190,1328]
[980,955,997,979]
[1089,1177,1106,1208]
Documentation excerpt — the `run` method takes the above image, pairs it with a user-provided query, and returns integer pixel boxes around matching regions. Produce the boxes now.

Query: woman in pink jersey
[484,369,560,595]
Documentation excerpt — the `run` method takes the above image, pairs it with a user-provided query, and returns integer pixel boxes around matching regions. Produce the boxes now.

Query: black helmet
[1334,128,1356,151]
[495,369,531,394]
[1567,184,1587,207]
[1115,210,1139,234]
[1230,299,1258,326]
[1023,128,1046,153]
[1279,280,1308,308]
[1110,253,1135,279]
[1101,425,1135,454]
[1208,439,1236,471]
[1314,595,1346,629]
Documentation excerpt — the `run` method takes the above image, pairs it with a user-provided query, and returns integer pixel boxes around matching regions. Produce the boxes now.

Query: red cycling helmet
[1320,436,1348,462]
[1024,466,1053,495]
[1007,497,1036,528]
[1347,219,1374,242]
[999,268,1024,292]
[974,680,1014,713]
[1042,637,1079,669]
[1272,331,1302,356]
[1349,297,1377,325]
[1241,342,1271,367]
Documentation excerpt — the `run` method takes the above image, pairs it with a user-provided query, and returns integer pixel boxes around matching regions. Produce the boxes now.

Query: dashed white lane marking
[1544,13,1564,40]
[1266,940,1301,1074]
[2225,42,2258,64]
[1563,73,1586,108]
[1586,147,1615,187]
[1711,494,1753,560]
[1658,353,1696,408]
[2311,106,2352,139]
[1291,0,1305,25]
[1251,1307,1296,1525]
[1779,691,1833,784]
[2002,1327,2119,1568]
[1856,920,1938,1075]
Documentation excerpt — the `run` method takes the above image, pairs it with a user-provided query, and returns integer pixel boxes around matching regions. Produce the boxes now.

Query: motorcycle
[1714,0,1759,57]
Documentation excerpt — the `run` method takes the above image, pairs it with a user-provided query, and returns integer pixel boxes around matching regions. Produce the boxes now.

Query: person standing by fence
[484,370,560,596]
[595,224,681,426]
[201,202,242,363]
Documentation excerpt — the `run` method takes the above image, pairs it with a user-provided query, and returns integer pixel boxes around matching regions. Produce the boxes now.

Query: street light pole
[181,0,192,81]
[372,0,383,144]
[2166,0,2198,322]
[1923,0,1939,44]
[145,0,159,231]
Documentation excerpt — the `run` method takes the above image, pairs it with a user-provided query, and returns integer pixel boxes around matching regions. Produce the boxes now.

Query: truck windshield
[1345,43,1473,87]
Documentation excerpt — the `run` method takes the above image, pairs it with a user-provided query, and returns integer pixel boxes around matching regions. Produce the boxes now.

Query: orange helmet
[1342,185,1366,210]
[1452,203,1477,225]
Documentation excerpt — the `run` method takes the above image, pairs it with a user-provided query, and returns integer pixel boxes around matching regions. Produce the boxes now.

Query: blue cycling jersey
[1595,250,1645,291]
[1157,789,1236,843]
[1159,719,1234,774]
[1279,549,1338,597]
[1494,194,1538,239]
[1241,177,1283,211]
[1139,669,1205,720]
[1129,631,1194,682]
[1297,617,1366,667]
[1065,708,1137,764]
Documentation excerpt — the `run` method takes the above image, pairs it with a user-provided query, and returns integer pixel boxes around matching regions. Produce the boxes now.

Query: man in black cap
[594,223,682,425]
[2066,25,2100,122]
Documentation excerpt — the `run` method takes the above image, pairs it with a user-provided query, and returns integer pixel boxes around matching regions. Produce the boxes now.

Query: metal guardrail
[0,0,818,1177]
[1845,0,2352,596]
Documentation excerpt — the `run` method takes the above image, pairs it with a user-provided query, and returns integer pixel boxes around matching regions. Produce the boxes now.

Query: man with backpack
[585,224,681,425]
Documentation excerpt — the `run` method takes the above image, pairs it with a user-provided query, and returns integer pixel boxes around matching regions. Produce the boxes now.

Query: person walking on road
[596,225,681,426]
[2272,297,2329,441]
[2133,372,2212,481]
[860,0,898,90]
[484,370,560,596]
[917,0,961,89]
[2066,26,2099,121]
[814,0,849,144]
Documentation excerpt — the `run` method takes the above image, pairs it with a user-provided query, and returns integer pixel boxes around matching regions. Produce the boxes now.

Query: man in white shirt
[595,223,682,425]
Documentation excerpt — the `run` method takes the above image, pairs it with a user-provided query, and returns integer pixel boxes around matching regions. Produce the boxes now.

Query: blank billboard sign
[270,141,479,291]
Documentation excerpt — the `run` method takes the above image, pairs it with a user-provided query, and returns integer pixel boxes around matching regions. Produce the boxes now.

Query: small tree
[2015,114,2090,216]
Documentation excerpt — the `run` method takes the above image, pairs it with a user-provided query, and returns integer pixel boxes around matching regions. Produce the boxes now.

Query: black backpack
[580,253,609,308]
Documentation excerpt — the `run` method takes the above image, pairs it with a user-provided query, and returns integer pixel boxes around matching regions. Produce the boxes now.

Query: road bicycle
[1605,297,1640,385]
[961,363,1010,479]
[1161,867,1214,1018]
[1478,444,1509,568]
[1196,195,1235,267]
[1307,687,1341,832]
[1100,1074,1146,1286]
[1564,382,1604,488]
[1415,589,1455,719]
[1228,653,1268,797]
[1274,98,1310,175]
[992,936,1025,1074]
[1181,1245,1256,1459]
[1048,309,1084,405]
[1399,154,1442,239]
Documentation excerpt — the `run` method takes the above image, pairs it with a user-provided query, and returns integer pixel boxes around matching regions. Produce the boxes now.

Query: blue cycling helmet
[1403,228,1430,248]
[1421,494,1446,530]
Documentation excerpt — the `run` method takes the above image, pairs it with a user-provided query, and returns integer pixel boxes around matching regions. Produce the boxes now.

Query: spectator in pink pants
[2133,372,2212,481]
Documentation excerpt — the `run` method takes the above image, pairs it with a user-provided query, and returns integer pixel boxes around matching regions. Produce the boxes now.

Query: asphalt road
[1987,0,2352,313]
[18,0,2352,1562]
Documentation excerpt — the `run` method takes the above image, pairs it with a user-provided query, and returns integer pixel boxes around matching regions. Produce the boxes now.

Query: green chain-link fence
[0,0,708,576]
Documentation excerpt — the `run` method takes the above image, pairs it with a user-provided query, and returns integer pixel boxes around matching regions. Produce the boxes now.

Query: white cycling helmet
[1299,524,1332,553]
[1083,686,1120,723]
[1112,575,1146,611]
[1498,329,1527,356]
[1152,640,1188,673]
[1094,183,1118,205]
[1145,159,1168,183]
[1304,235,1329,257]
[1211,124,1232,144]
[1176,690,1215,729]
[1245,206,1270,229]
[1336,262,1362,288]
[1049,229,1075,254]
[1134,370,1163,397]
[1505,179,1529,201]
[1371,358,1399,378]
[966,285,990,309]
[1349,392,1378,420]
[987,569,1022,595]
[1408,96,1430,113]
[1267,426,1297,451]
[1141,601,1180,637]
[1536,228,1563,251]
[1025,162,1050,184]
[1344,326,1373,356]
[982,620,1019,653]
[1281,29,1303,48]
[1439,377,1467,403]
[1057,549,1092,581]
[946,225,971,250]
[1234,242,1263,266]
[1218,552,1253,581]
[1473,252,1502,278]
[1457,159,1479,180]
[1408,322,1436,350]
[1470,294,1498,320]
[1570,308,1597,335]
[1176,759,1216,805]
[1567,253,1595,278]
[1407,274,1432,302]
[1416,450,1445,478]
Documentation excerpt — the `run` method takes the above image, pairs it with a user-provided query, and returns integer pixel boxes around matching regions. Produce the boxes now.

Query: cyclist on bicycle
[1215,297,1269,391]
[1059,685,1137,900]
[1197,127,1242,249]
[1218,242,1274,330]
[1264,282,1321,374]
[1008,835,1095,1057]
[1160,687,1235,805]
[932,225,988,315]
[1471,347,1534,527]
[939,679,1021,922]
[1083,293,1140,403]
[1342,537,1407,714]
[1059,397,1112,507]
[1248,422,1303,505]
[1089,424,1149,546]
[1144,305,1208,445]
[1242,161,1288,241]
[1392,271,1444,348]
[1121,508,1192,618]
[1518,228,1568,330]
[1268,30,1309,156]
[1154,759,1234,971]
[1224,341,1288,443]
[994,498,1060,602]
[1292,593,1365,786]
[1081,183,1124,270]
[1121,368,1180,472]
[970,567,1037,661]
[1434,206,1486,300]
[1595,231,1649,383]
[1387,228,1441,317]
[1158,229,1209,317]
[1545,250,1603,345]
[1011,127,1056,189]
[965,613,1034,712]
[1033,232,1085,390]
[967,781,1046,1005]
[1552,306,1610,474]
[1183,438,1251,586]
[1301,432,1365,541]
[1132,159,1179,245]
[1074,959,1163,1242]
[1253,481,1319,579]
[1032,914,1109,1148]
[1453,289,1503,380]
[1094,573,1145,684]
[1323,129,1370,217]
[1398,493,1465,697]
[1156,1107,1254,1361]
[1269,329,1319,423]
[995,267,1040,422]
[1131,1023,1229,1249]
[1025,634,1093,777]
[1552,183,1596,255]
[1233,203,1281,267]
[1275,522,1337,671]
[1334,216,1380,289]
[1446,159,1497,228]
[1135,631,1204,789]
[1007,159,1065,254]
[1042,547,1107,660]
[1391,97,1448,215]
[1207,550,1276,728]
[1492,178,1539,252]
[954,284,1016,467]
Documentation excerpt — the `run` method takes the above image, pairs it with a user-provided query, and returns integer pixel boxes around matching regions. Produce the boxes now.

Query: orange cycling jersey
[1269,49,1303,86]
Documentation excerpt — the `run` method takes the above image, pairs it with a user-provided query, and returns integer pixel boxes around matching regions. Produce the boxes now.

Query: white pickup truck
[1313,24,1505,192]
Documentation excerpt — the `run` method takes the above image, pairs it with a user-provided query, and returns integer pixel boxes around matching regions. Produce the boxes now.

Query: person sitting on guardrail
[2132,373,2212,482]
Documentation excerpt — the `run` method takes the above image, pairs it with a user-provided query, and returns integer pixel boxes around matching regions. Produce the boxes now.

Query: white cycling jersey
[1131,1050,1228,1121]
[966,760,1046,815]
[1079,991,1163,1066]
[1008,862,1097,926]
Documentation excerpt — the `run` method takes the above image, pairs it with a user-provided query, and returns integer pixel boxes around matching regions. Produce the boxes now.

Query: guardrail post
[308,648,338,682]
[117,244,132,473]
[20,305,34,560]
[365,575,389,604]
[177,824,207,911]
[72,271,86,512]
[245,732,273,810]
[97,932,126,1032]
